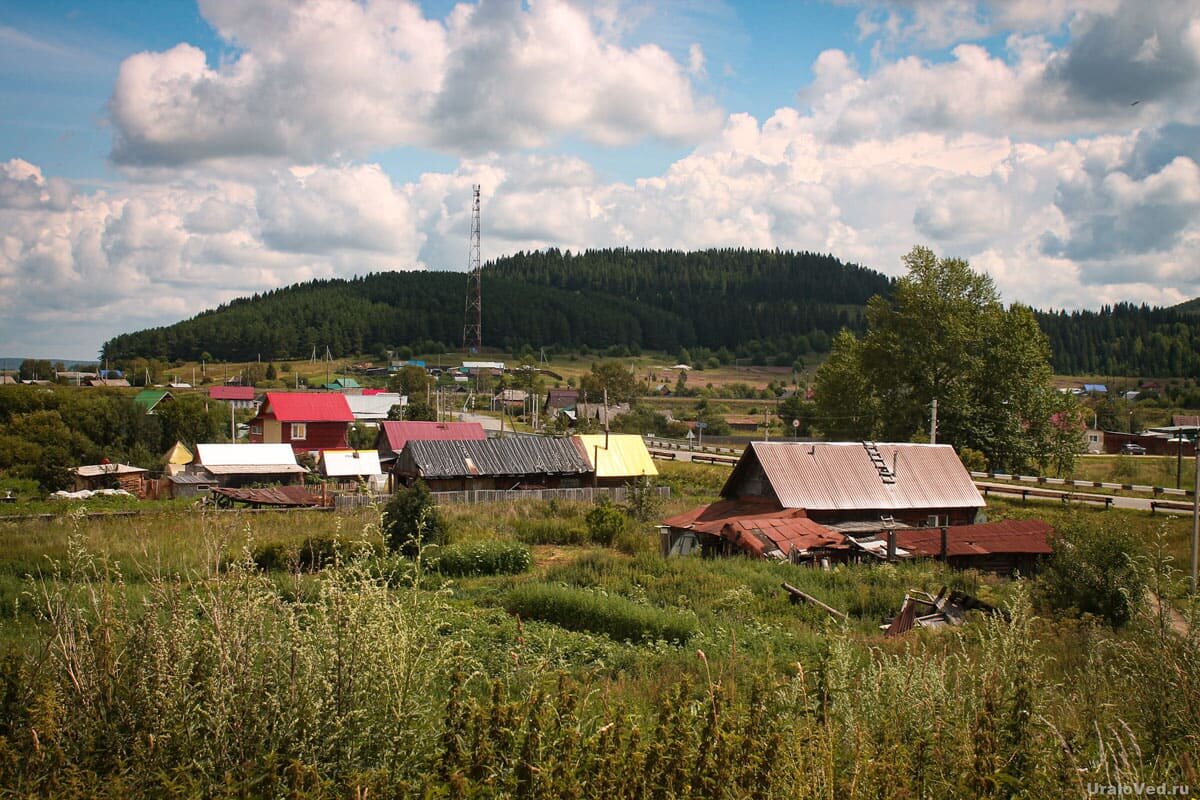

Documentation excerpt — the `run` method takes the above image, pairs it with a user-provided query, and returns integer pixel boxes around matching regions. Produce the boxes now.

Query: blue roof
[1083,384,1107,392]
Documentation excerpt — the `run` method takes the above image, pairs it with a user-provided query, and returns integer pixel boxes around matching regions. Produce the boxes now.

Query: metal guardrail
[971,471,1194,498]
[976,482,1113,508]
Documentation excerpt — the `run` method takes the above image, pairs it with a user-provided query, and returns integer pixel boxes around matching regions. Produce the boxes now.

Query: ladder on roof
[863,441,896,484]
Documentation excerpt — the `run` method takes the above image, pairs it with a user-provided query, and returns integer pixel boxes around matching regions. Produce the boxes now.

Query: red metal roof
[209,386,256,401]
[893,519,1053,558]
[261,392,353,422]
[662,499,843,559]
[378,420,486,453]
[724,442,985,512]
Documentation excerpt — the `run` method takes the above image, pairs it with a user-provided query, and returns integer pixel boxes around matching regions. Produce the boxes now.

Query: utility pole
[1191,439,1198,594]
[929,398,938,444]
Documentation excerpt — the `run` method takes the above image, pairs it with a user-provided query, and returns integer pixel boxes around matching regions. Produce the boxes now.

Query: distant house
[461,361,505,376]
[545,388,579,411]
[346,392,406,422]
[496,388,528,409]
[249,392,354,455]
[56,370,96,385]
[73,463,148,494]
[719,441,985,528]
[1082,383,1107,394]
[1084,429,1104,454]
[87,377,131,387]
[209,385,259,411]
[375,420,487,473]
[394,437,592,492]
[1172,415,1200,428]
[134,389,173,414]
[193,443,308,487]
[574,434,658,487]
[571,402,631,424]
[0,375,16,386]
[324,377,361,391]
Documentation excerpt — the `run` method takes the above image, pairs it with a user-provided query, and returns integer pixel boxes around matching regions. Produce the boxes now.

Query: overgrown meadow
[0,462,1196,798]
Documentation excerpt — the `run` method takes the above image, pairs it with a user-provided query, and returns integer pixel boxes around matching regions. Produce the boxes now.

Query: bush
[585,499,628,546]
[512,518,588,545]
[958,446,988,473]
[1038,518,1145,626]
[253,535,382,572]
[505,583,696,644]
[432,540,533,577]
[382,481,447,556]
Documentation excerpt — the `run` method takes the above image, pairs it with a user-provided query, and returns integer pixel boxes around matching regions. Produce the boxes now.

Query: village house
[573,434,658,487]
[374,420,487,479]
[208,385,259,412]
[891,519,1054,576]
[319,449,385,491]
[133,388,173,414]
[193,443,308,488]
[393,436,591,492]
[345,392,405,422]
[545,388,579,412]
[73,463,148,494]
[249,392,354,455]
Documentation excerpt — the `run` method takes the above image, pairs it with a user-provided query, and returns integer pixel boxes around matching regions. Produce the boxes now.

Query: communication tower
[462,185,482,352]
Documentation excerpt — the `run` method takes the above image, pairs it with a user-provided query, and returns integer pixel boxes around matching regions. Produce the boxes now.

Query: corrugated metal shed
[320,449,383,477]
[893,519,1053,557]
[574,434,658,478]
[403,437,591,479]
[722,517,845,559]
[261,392,354,422]
[723,442,984,512]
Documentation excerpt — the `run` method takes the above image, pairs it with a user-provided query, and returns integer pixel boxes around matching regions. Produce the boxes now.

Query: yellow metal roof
[164,441,194,465]
[574,434,658,478]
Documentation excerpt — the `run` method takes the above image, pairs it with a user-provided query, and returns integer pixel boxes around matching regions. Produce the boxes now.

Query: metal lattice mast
[463,184,482,352]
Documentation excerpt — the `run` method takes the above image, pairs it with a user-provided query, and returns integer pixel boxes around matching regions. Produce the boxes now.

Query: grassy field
[0,460,1195,797]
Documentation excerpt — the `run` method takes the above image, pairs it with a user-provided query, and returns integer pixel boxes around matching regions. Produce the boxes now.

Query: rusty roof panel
[211,486,322,506]
[725,442,985,512]
[404,436,592,479]
[893,519,1053,557]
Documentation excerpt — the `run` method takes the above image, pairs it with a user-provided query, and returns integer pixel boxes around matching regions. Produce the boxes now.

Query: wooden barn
[394,437,591,492]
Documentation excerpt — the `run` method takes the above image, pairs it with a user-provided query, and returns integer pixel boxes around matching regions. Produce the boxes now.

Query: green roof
[134,389,172,412]
[326,378,361,389]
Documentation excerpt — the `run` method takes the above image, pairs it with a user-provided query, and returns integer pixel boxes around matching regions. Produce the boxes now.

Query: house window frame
[291,422,307,440]
[250,423,262,436]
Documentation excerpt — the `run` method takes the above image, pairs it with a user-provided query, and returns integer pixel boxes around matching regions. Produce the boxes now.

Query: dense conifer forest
[101,248,1200,376]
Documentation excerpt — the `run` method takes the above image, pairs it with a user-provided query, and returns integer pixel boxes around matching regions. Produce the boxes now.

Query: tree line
[99,248,1200,377]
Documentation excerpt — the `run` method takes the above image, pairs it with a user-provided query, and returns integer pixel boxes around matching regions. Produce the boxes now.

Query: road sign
[792,418,800,428]
[686,430,695,439]
[696,422,708,429]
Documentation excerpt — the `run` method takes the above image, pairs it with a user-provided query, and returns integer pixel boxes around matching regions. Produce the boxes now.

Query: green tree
[388,365,431,398]
[1039,517,1144,626]
[404,400,436,421]
[382,480,447,556]
[17,359,54,381]
[812,246,1056,471]
[580,360,640,405]
[157,393,227,449]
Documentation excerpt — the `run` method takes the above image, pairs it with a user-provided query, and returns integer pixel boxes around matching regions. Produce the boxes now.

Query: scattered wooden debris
[781,582,849,621]
[883,586,996,637]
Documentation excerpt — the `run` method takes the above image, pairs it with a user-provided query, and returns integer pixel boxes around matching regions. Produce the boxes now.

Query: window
[291,422,307,440]
[250,424,262,435]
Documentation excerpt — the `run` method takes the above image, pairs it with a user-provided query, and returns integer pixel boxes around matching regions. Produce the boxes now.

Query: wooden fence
[333,485,670,511]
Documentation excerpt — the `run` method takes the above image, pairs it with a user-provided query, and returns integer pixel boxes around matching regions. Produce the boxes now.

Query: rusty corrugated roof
[893,519,1053,557]
[723,442,985,512]
[660,499,843,559]
[404,437,592,479]
[211,486,322,507]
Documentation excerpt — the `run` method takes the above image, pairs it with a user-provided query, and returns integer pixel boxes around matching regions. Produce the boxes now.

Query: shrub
[512,518,587,546]
[432,541,533,577]
[958,446,988,473]
[584,499,627,546]
[505,583,696,644]
[624,477,664,521]
[253,535,382,572]
[1038,518,1145,626]
[383,481,447,556]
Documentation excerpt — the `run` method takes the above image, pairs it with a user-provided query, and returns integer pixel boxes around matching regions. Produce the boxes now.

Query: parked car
[1119,443,1147,455]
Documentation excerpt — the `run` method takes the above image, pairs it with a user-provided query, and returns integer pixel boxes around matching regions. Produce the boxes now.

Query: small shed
[319,449,386,491]
[168,472,217,499]
[194,443,308,487]
[74,463,148,494]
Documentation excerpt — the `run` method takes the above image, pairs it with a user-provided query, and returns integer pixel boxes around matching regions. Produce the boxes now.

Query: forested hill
[101,249,890,364]
[101,248,1200,376]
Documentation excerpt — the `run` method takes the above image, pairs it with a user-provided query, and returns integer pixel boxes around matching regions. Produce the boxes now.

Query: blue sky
[1,0,1198,358]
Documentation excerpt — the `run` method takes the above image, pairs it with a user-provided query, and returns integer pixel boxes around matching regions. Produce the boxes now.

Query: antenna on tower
[463,185,482,353]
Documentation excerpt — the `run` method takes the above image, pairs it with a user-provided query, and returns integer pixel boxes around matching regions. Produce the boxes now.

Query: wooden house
[249,392,354,455]
[394,437,591,492]
[193,443,308,488]
[73,463,148,494]
[375,420,486,479]
[209,385,259,411]
[573,434,658,487]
